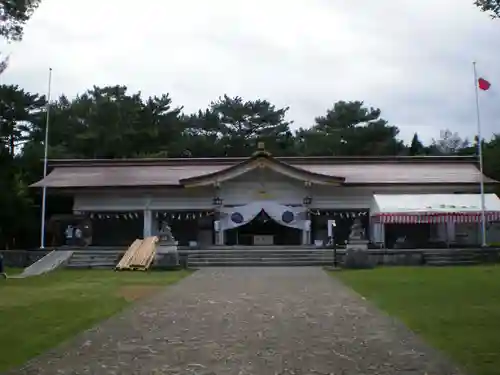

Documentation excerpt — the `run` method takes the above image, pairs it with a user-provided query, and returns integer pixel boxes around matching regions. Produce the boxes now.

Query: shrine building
[32,147,500,249]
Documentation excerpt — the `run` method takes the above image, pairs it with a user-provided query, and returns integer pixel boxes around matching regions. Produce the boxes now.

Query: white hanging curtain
[219,201,307,230]
[446,222,456,242]
[371,222,385,244]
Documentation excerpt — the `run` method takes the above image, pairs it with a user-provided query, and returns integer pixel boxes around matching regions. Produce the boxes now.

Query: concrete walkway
[9,268,464,375]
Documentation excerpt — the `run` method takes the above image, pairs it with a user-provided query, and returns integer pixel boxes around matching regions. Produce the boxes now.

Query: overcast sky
[1,0,499,144]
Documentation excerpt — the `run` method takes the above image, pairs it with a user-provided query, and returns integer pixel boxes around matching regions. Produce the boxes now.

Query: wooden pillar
[143,210,152,238]
[143,196,152,238]
[213,181,224,245]
[303,181,312,245]
[302,224,308,245]
[220,221,225,245]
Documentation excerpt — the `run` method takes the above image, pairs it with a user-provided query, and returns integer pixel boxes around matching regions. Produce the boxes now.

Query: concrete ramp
[13,250,73,278]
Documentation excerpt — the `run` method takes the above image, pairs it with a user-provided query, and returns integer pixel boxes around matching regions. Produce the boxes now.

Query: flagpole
[0,54,10,83]
[40,67,53,249]
[472,61,487,247]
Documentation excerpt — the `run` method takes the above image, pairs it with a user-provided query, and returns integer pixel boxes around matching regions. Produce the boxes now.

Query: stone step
[188,257,331,260]
[188,257,330,263]
[204,245,318,250]
[67,264,116,269]
[189,261,331,267]
[72,256,120,261]
[425,254,478,260]
[67,262,116,267]
[186,247,334,267]
[66,263,117,269]
[187,250,330,255]
[426,260,479,266]
[424,254,478,259]
[186,249,329,254]
[425,252,477,256]
[425,256,477,261]
[69,255,122,259]
[69,257,120,262]
[70,252,123,256]
[67,256,118,261]
[187,253,330,260]
[66,250,124,269]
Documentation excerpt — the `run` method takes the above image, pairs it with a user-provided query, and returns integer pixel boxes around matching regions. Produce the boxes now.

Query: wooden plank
[129,236,158,269]
[116,239,143,270]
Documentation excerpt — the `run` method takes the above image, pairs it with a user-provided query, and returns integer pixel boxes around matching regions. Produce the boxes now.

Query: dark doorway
[312,211,369,247]
[161,218,199,246]
[91,212,143,246]
[225,210,302,245]
[385,223,432,248]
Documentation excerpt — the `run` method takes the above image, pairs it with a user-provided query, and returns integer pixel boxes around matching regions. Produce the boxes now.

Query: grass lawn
[334,266,500,375]
[0,269,191,372]
[4,267,22,275]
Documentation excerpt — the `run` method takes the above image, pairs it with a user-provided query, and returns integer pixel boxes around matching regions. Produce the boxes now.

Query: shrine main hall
[32,148,500,249]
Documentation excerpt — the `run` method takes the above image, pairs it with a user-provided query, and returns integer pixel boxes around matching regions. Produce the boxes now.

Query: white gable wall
[219,168,307,206]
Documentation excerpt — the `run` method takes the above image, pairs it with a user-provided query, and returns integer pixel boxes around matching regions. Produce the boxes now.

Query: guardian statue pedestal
[344,219,374,269]
[154,221,179,268]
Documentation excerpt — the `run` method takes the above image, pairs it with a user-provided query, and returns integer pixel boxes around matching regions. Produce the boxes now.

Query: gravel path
[8,268,465,375]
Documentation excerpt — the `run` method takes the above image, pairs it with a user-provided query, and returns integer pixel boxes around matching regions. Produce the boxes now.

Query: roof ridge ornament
[252,141,272,157]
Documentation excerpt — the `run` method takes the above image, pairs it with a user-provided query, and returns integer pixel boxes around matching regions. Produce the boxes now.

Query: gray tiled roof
[31,158,496,188]
[306,163,493,184]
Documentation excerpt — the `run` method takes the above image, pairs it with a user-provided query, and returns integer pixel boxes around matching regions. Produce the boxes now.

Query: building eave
[344,181,500,187]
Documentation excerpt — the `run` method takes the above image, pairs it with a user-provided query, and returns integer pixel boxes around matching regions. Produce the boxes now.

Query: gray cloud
[1,0,499,144]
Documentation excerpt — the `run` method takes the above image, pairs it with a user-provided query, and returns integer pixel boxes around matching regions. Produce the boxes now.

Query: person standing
[65,225,74,245]
[74,226,82,246]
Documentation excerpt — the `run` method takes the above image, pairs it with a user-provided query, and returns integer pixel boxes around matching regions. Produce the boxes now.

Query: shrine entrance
[225,210,302,246]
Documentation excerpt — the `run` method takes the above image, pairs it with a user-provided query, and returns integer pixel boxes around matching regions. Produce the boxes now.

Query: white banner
[370,222,385,244]
[327,220,335,237]
[220,201,306,230]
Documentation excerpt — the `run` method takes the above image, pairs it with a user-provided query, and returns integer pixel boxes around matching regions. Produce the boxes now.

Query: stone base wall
[3,248,500,269]
[331,248,500,266]
[330,250,423,266]
[369,251,424,266]
[0,250,51,268]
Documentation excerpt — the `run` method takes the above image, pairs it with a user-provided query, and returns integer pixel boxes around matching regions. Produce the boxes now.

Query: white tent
[370,194,500,224]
